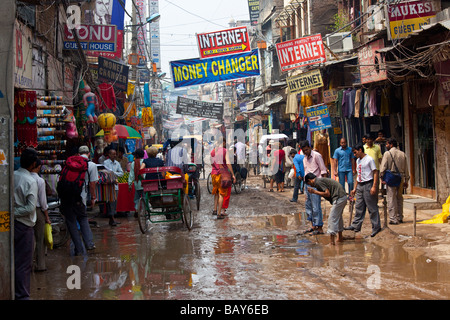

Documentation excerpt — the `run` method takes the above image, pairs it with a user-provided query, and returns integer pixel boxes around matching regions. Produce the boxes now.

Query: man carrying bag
[380,138,410,225]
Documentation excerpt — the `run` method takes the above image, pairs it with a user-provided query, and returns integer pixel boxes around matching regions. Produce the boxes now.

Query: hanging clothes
[354,88,361,118]
[97,83,117,112]
[144,83,151,108]
[336,89,343,117]
[285,88,298,115]
[380,88,390,116]
[364,89,370,117]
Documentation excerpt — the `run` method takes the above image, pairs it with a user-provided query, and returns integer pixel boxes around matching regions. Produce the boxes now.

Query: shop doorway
[410,109,436,198]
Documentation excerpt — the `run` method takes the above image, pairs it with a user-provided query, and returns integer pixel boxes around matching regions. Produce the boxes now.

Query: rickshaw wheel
[137,198,150,234]
[194,179,201,210]
[207,173,212,194]
[183,194,193,230]
[234,172,243,194]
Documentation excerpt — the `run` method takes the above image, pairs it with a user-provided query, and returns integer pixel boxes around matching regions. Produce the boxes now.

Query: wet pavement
[30,175,450,300]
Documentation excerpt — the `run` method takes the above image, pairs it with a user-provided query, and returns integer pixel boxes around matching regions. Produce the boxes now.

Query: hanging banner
[286,69,323,94]
[176,97,224,120]
[196,26,251,59]
[170,49,260,88]
[387,0,437,40]
[306,104,332,132]
[97,56,129,92]
[358,39,387,84]
[276,34,326,72]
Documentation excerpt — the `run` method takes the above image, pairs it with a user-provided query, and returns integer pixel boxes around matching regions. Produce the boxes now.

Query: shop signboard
[358,39,387,84]
[14,20,33,89]
[286,69,323,94]
[306,104,332,132]
[196,26,251,59]
[82,0,126,59]
[170,49,260,88]
[176,97,223,120]
[97,57,129,92]
[248,0,260,25]
[276,34,326,72]
[387,0,437,40]
[323,88,339,103]
[63,24,117,53]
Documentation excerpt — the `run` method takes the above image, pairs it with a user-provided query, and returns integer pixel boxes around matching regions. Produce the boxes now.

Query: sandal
[269,189,274,192]
[303,228,314,234]
[212,210,217,216]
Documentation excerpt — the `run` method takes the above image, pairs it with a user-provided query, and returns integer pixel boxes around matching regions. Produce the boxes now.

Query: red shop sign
[276,34,326,72]
[196,26,251,59]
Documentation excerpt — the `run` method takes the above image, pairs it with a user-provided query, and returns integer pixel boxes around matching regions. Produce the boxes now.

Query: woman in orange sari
[211,139,235,219]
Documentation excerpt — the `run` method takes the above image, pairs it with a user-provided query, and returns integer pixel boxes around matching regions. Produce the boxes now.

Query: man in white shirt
[345,144,381,237]
[31,159,51,272]
[14,148,39,300]
[234,137,246,165]
[103,148,124,226]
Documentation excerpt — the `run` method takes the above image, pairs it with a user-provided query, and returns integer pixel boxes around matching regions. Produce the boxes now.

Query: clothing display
[97,83,117,112]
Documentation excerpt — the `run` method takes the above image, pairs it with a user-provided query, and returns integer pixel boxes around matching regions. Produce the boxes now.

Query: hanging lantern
[97,113,116,136]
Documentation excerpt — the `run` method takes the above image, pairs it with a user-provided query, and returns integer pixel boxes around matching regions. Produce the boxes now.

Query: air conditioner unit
[325,32,353,53]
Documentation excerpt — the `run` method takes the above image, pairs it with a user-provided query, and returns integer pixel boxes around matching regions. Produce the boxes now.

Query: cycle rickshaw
[137,166,193,234]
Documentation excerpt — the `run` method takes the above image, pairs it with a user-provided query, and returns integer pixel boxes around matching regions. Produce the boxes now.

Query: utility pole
[0,0,16,300]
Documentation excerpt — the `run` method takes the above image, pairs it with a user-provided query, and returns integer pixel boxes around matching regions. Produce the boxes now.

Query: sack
[57,155,89,204]
[220,166,232,189]
[383,151,402,187]
[44,223,53,250]
[288,168,295,179]
[240,167,248,180]
[384,170,402,187]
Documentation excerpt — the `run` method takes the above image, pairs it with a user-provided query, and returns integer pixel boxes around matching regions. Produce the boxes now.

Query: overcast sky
[126,0,251,76]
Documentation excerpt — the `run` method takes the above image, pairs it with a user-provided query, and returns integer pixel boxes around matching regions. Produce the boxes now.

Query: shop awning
[262,81,287,94]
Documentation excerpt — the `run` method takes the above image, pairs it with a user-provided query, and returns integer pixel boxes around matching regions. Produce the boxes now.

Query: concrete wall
[0,0,16,300]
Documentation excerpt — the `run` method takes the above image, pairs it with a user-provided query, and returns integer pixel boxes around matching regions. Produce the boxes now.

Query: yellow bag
[44,223,53,250]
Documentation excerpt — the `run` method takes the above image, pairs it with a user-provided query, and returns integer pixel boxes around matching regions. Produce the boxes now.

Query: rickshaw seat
[140,166,185,192]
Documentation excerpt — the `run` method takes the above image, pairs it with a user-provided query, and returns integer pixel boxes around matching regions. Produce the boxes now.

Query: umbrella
[96,124,143,139]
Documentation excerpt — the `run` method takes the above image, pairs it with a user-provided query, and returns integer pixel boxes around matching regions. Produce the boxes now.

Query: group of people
[283,133,409,245]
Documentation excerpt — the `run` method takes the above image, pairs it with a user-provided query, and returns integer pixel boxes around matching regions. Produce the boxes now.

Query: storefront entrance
[410,108,436,198]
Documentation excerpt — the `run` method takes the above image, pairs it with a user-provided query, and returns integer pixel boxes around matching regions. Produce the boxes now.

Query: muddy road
[30,175,450,300]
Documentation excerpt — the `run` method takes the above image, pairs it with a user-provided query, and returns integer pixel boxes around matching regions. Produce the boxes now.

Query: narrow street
[30,173,450,300]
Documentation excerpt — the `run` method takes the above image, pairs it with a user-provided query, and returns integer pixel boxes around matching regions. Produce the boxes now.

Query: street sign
[98,56,129,91]
[276,34,326,72]
[176,97,223,120]
[196,26,251,59]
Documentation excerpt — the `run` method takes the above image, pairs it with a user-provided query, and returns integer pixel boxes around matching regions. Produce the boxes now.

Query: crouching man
[304,173,348,245]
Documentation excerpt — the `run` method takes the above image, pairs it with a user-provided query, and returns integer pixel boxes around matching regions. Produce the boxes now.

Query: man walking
[363,134,382,171]
[300,140,328,235]
[14,148,39,299]
[345,144,381,237]
[304,173,348,245]
[60,146,98,255]
[103,148,124,226]
[289,147,305,203]
[332,138,356,193]
[380,138,410,224]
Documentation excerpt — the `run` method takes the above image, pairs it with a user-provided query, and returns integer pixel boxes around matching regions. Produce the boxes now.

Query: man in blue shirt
[332,138,356,193]
[289,147,305,202]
